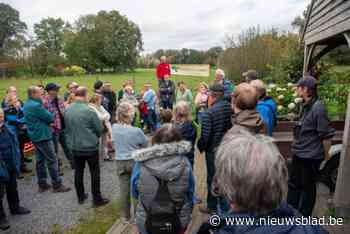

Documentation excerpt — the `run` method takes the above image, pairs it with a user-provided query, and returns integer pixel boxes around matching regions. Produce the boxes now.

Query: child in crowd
[142,83,158,133]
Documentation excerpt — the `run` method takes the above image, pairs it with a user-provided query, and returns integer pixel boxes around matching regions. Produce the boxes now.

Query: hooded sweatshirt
[256,97,277,136]
[222,110,265,144]
[131,140,195,231]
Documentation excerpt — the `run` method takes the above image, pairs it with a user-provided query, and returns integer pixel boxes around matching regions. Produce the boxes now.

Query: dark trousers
[18,132,28,170]
[205,151,217,211]
[160,99,173,110]
[52,131,74,168]
[73,151,102,202]
[287,156,323,216]
[34,140,62,188]
[147,109,158,133]
[0,170,20,218]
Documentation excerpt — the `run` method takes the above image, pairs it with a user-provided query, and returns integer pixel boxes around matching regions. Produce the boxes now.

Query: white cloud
[4,0,309,53]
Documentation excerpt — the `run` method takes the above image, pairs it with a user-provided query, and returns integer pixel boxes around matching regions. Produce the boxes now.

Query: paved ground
[2,156,119,234]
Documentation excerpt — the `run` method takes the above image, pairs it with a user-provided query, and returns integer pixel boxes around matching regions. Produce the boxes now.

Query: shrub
[64,65,86,76]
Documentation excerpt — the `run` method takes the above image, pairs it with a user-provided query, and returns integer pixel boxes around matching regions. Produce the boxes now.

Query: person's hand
[324,152,331,161]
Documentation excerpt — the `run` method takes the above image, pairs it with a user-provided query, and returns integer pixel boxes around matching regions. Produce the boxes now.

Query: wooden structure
[302,0,350,73]
[302,0,350,217]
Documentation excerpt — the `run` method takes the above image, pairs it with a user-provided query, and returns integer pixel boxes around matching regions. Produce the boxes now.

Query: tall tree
[0,3,27,58]
[64,10,143,71]
[34,17,66,56]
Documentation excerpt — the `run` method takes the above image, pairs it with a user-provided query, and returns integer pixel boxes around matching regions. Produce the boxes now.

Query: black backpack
[143,176,182,234]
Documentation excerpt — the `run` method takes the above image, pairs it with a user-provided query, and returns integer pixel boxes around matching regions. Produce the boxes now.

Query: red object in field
[156,62,171,80]
[24,142,35,153]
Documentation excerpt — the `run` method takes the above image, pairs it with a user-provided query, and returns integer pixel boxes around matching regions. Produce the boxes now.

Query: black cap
[297,76,317,90]
[242,69,258,81]
[45,83,60,91]
[209,84,224,93]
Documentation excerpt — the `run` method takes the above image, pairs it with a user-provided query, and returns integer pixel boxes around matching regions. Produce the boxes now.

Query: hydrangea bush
[266,83,301,120]
[267,81,349,121]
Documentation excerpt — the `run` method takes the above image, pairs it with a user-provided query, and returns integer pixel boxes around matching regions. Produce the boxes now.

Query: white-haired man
[214,69,234,102]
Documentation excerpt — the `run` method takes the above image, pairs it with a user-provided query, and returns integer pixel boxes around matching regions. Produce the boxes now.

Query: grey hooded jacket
[131,140,194,232]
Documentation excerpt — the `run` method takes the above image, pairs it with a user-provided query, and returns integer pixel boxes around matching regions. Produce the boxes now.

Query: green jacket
[176,89,193,106]
[23,98,54,143]
[64,100,103,152]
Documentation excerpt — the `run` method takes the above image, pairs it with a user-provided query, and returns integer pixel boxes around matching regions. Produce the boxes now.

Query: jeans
[73,151,102,202]
[205,151,217,211]
[147,109,158,133]
[116,160,135,219]
[52,130,74,168]
[0,169,20,218]
[287,156,323,216]
[34,140,62,188]
[160,99,173,110]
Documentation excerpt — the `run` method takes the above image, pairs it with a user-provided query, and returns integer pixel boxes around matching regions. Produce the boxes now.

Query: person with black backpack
[131,124,195,234]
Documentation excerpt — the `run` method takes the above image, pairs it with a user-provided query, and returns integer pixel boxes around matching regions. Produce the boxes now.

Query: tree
[219,26,300,82]
[0,3,27,59]
[64,10,143,72]
[291,4,310,36]
[34,17,66,56]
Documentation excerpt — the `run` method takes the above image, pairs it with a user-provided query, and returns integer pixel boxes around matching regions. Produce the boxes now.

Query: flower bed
[266,82,349,121]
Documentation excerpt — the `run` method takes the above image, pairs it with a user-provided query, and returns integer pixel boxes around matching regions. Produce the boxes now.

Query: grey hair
[174,101,192,123]
[215,69,225,78]
[215,132,288,215]
[116,102,135,124]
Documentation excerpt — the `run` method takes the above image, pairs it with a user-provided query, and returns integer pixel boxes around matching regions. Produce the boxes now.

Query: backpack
[143,176,182,234]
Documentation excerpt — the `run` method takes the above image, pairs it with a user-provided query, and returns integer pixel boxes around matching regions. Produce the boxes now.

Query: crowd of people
[0,56,335,234]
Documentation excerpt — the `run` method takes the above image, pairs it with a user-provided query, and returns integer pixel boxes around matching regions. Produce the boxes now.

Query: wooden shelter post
[334,93,350,217]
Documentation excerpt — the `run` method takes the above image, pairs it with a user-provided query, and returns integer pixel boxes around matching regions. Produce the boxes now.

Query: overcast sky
[5,0,309,53]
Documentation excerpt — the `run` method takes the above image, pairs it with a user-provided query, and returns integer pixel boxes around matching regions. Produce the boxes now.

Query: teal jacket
[23,98,54,143]
[64,100,103,152]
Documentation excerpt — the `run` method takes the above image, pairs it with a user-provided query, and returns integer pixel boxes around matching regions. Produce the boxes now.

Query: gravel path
[2,158,120,234]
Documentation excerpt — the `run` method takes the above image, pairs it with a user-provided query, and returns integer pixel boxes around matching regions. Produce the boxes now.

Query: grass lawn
[50,201,119,234]
[0,69,214,100]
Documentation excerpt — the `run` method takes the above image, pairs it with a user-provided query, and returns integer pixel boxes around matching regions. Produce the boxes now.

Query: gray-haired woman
[111,102,148,223]
[199,132,328,234]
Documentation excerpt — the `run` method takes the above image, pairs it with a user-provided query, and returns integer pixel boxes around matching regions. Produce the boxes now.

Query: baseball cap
[45,83,60,91]
[209,84,224,93]
[242,70,258,81]
[297,76,317,89]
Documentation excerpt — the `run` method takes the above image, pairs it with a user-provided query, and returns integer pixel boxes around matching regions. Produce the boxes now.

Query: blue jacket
[3,104,25,135]
[23,98,54,143]
[256,97,277,136]
[0,124,21,176]
[218,202,328,234]
[223,79,235,102]
[176,121,197,164]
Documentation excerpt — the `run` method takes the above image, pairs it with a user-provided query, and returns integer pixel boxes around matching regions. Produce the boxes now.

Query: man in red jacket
[156,56,171,86]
